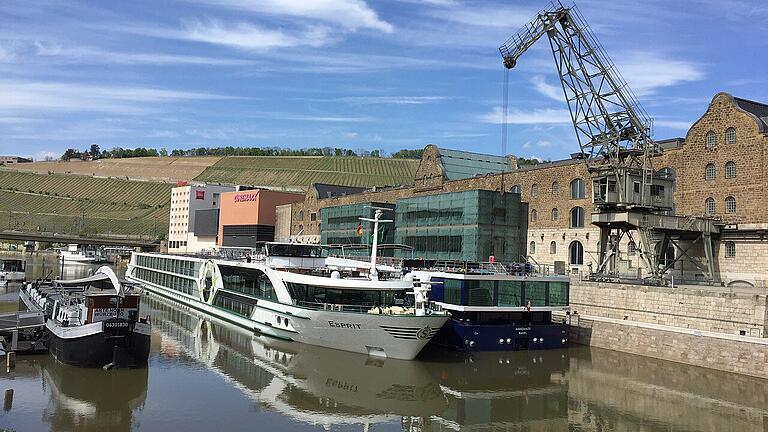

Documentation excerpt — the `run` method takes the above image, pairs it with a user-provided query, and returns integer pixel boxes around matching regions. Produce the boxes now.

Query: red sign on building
[195,190,205,200]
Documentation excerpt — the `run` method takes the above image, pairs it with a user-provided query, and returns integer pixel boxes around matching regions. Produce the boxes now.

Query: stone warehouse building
[283,93,768,287]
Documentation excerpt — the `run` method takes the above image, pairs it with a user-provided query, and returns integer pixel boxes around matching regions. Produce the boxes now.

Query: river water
[1,256,767,431]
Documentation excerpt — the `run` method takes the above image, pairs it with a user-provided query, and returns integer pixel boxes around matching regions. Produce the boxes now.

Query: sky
[0,0,766,162]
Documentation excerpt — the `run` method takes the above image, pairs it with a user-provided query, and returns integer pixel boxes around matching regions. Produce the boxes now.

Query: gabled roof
[436,147,514,180]
[733,96,768,132]
[313,183,366,200]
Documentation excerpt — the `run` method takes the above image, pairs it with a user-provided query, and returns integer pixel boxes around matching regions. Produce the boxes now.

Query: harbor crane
[499,1,719,282]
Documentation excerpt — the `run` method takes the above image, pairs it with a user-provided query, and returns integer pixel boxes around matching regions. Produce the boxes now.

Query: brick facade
[287,92,768,285]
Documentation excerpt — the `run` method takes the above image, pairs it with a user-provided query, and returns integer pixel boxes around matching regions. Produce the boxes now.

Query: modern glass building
[320,202,396,249]
[394,190,522,262]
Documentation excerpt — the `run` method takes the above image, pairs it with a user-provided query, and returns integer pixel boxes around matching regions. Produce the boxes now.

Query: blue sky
[0,0,766,161]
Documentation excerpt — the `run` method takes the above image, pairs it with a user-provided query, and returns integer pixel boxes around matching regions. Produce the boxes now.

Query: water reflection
[143,294,447,428]
[1,256,768,431]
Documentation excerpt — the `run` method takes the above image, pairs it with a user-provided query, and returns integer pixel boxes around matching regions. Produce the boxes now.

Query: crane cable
[501,67,509,157]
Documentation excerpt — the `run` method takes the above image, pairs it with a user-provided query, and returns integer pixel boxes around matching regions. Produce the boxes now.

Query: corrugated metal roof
[436,148,513,180]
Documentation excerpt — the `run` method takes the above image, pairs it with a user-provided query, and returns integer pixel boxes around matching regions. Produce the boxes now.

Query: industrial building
[282,92,768,287]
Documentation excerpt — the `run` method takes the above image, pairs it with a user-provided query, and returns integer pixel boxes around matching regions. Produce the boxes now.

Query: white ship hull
[132,276,445,360]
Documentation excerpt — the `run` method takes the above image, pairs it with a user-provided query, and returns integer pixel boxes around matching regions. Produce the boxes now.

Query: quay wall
[568,280,768,337]
[563,313,768,380]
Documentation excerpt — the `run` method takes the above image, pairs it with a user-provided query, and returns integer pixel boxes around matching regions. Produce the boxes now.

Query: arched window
[551,181,559,195]
[725,161,736,179]
[570,206,585,228]
[725,241,736,258]
[530,209,538,222]
[627,241,636,256]
[706,131,716,149]
[725,196,736,213]
[705,163,716,180]
[529,241,536,255]
[569,241,584,265]
[550,241,557,255]
[531,183,539,197]
[705,197,715,215]
[510,185,521,194]
[570,178,585,199]
[725,127,736,144]
[551,208,559,221]
[655,167,676,180]
[298,210,304,221]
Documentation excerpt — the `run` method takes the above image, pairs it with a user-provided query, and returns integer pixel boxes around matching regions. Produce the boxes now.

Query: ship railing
[296,301,372,313]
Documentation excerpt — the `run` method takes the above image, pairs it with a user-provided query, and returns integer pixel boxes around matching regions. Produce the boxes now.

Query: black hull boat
[21,266,151,369]
[46,319,151,368]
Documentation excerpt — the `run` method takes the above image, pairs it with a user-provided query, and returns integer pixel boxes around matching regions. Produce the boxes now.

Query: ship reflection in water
[2,290,768,431]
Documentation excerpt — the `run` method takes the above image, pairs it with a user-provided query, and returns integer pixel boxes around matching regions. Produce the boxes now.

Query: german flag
[356,223,363,236]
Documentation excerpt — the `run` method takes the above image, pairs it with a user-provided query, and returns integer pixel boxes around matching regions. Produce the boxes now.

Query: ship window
[442,279,462,304]
[219,265,275,300]
[213,291,257,317]
[467,280,494,306]
[498,280,522,307]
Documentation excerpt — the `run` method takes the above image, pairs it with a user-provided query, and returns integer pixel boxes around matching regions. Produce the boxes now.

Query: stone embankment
[562,280,768,379]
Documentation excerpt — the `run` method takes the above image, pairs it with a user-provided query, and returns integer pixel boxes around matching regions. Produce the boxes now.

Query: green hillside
[0,170,171,238]
[194,156,419,188]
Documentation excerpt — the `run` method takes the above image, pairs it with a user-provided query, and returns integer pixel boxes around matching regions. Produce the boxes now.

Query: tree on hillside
[61,148,81,161]
[392,149,424,159]
[89,144,101,159]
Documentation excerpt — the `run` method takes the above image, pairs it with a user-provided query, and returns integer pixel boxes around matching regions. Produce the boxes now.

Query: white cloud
[189,0,393,33]
[0,80,238,114]
[531,75,564,102]
[34,150,58,161]
[34,42,255,66]
[333,96,449,105]
[180,20,334,51]
[249,111,372,122]
[428,4,533,29]
[479,106,572,124]
[616,52,704,96]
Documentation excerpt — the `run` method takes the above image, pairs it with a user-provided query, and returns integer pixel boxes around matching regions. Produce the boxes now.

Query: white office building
[168,184,234,254]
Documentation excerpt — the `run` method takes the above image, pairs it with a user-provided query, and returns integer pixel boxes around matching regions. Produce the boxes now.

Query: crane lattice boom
[499,1,669,211]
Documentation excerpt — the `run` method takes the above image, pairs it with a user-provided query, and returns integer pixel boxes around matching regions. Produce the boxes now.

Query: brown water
[1,256,767,431]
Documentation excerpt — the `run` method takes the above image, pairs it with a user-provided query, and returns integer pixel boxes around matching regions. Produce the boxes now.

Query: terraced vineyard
[0,170,171,238]
[194,156,419,189]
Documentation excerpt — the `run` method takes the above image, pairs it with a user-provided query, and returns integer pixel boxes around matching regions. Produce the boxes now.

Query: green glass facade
[320,202,396,249]
[394,190,522,262]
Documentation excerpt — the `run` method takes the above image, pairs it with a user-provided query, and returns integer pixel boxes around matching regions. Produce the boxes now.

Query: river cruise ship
[126,242,449,360]
[409,261,569,352]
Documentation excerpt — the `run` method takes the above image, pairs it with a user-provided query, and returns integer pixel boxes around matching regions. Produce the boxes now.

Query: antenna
[359,207,393,281]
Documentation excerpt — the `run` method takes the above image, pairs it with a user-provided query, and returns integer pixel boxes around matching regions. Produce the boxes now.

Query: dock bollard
[6,351,15,372]
[3,389,12,412]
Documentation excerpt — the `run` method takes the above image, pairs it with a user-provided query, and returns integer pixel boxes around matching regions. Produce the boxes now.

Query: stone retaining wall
[565,313,768,380]
[569,280,768,337]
